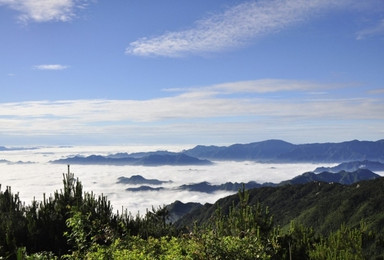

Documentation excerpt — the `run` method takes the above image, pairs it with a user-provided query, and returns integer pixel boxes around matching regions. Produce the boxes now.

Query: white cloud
[0,149,322,214]
[368,88,384,94]
[356,19,384,40]
[0,79,383,144]
[126,0,349,57]
[0,0,88,23]
[34,64,69,70]
[206,79,341,94]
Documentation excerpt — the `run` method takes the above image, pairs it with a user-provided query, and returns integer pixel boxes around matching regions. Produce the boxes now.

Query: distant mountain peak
[281,169,380,185]
[117,175,171,185]
[314,160,384,173]
[184,139,384,163]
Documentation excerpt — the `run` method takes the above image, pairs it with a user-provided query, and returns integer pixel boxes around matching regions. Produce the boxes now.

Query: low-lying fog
[0,145,344,214]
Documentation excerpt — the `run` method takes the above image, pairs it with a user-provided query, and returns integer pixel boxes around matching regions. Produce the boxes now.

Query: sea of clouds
[0,145,342,214]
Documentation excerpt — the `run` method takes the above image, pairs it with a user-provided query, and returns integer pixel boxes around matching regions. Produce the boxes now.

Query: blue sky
[0,0,383,146]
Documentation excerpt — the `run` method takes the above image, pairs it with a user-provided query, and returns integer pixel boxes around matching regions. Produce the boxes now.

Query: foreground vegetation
[1,169,384,259]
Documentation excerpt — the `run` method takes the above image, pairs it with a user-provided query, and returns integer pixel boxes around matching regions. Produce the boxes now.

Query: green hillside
[1,172,384,259]
[177,177,384,235]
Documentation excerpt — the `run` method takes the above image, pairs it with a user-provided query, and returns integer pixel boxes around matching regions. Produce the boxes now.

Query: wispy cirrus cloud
[0,0,89,23]
[164,79,346,100]
[199,79,343,95]
[356,19,384,40]
[368,88,384,95]
[33,64,69,70]
[125,0,349,57]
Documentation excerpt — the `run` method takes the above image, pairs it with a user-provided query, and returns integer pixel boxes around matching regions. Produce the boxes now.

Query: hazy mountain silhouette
[184,139,384,162]
[51,153,212,166]
[314,160,384,173]
[117,175,172,185]
[176,169,379,193]
[280,169,380,185]
[50,139,384,165]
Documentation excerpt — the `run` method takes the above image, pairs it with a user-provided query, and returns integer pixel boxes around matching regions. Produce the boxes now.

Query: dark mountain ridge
[117,169,380,194]
[165,169,380,223]
[175,169,380,193]
[126,186,164,192]
[175,177,384,235]
[117,175,172,185]
[165,200,203,223]
[178,181,266,193]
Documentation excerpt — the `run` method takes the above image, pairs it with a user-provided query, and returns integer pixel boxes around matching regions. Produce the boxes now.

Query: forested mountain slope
[176,177,384,235]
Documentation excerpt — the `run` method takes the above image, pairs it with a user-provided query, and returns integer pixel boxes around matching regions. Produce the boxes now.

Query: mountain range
[51,153,212,166]
[0,146,37,151]
[178,169,380,193]
[0,159,35,165]
[153,169,380,225]
[314,160,384,173]
[184,139,384,162]
[174,177,384,236]
[178,181,266,193]
[280,169,379,185]
[48,139,384,165]
[118,169,380,195]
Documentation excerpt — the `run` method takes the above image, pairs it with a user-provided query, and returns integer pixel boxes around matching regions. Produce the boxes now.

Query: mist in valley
[0,145,343,214]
